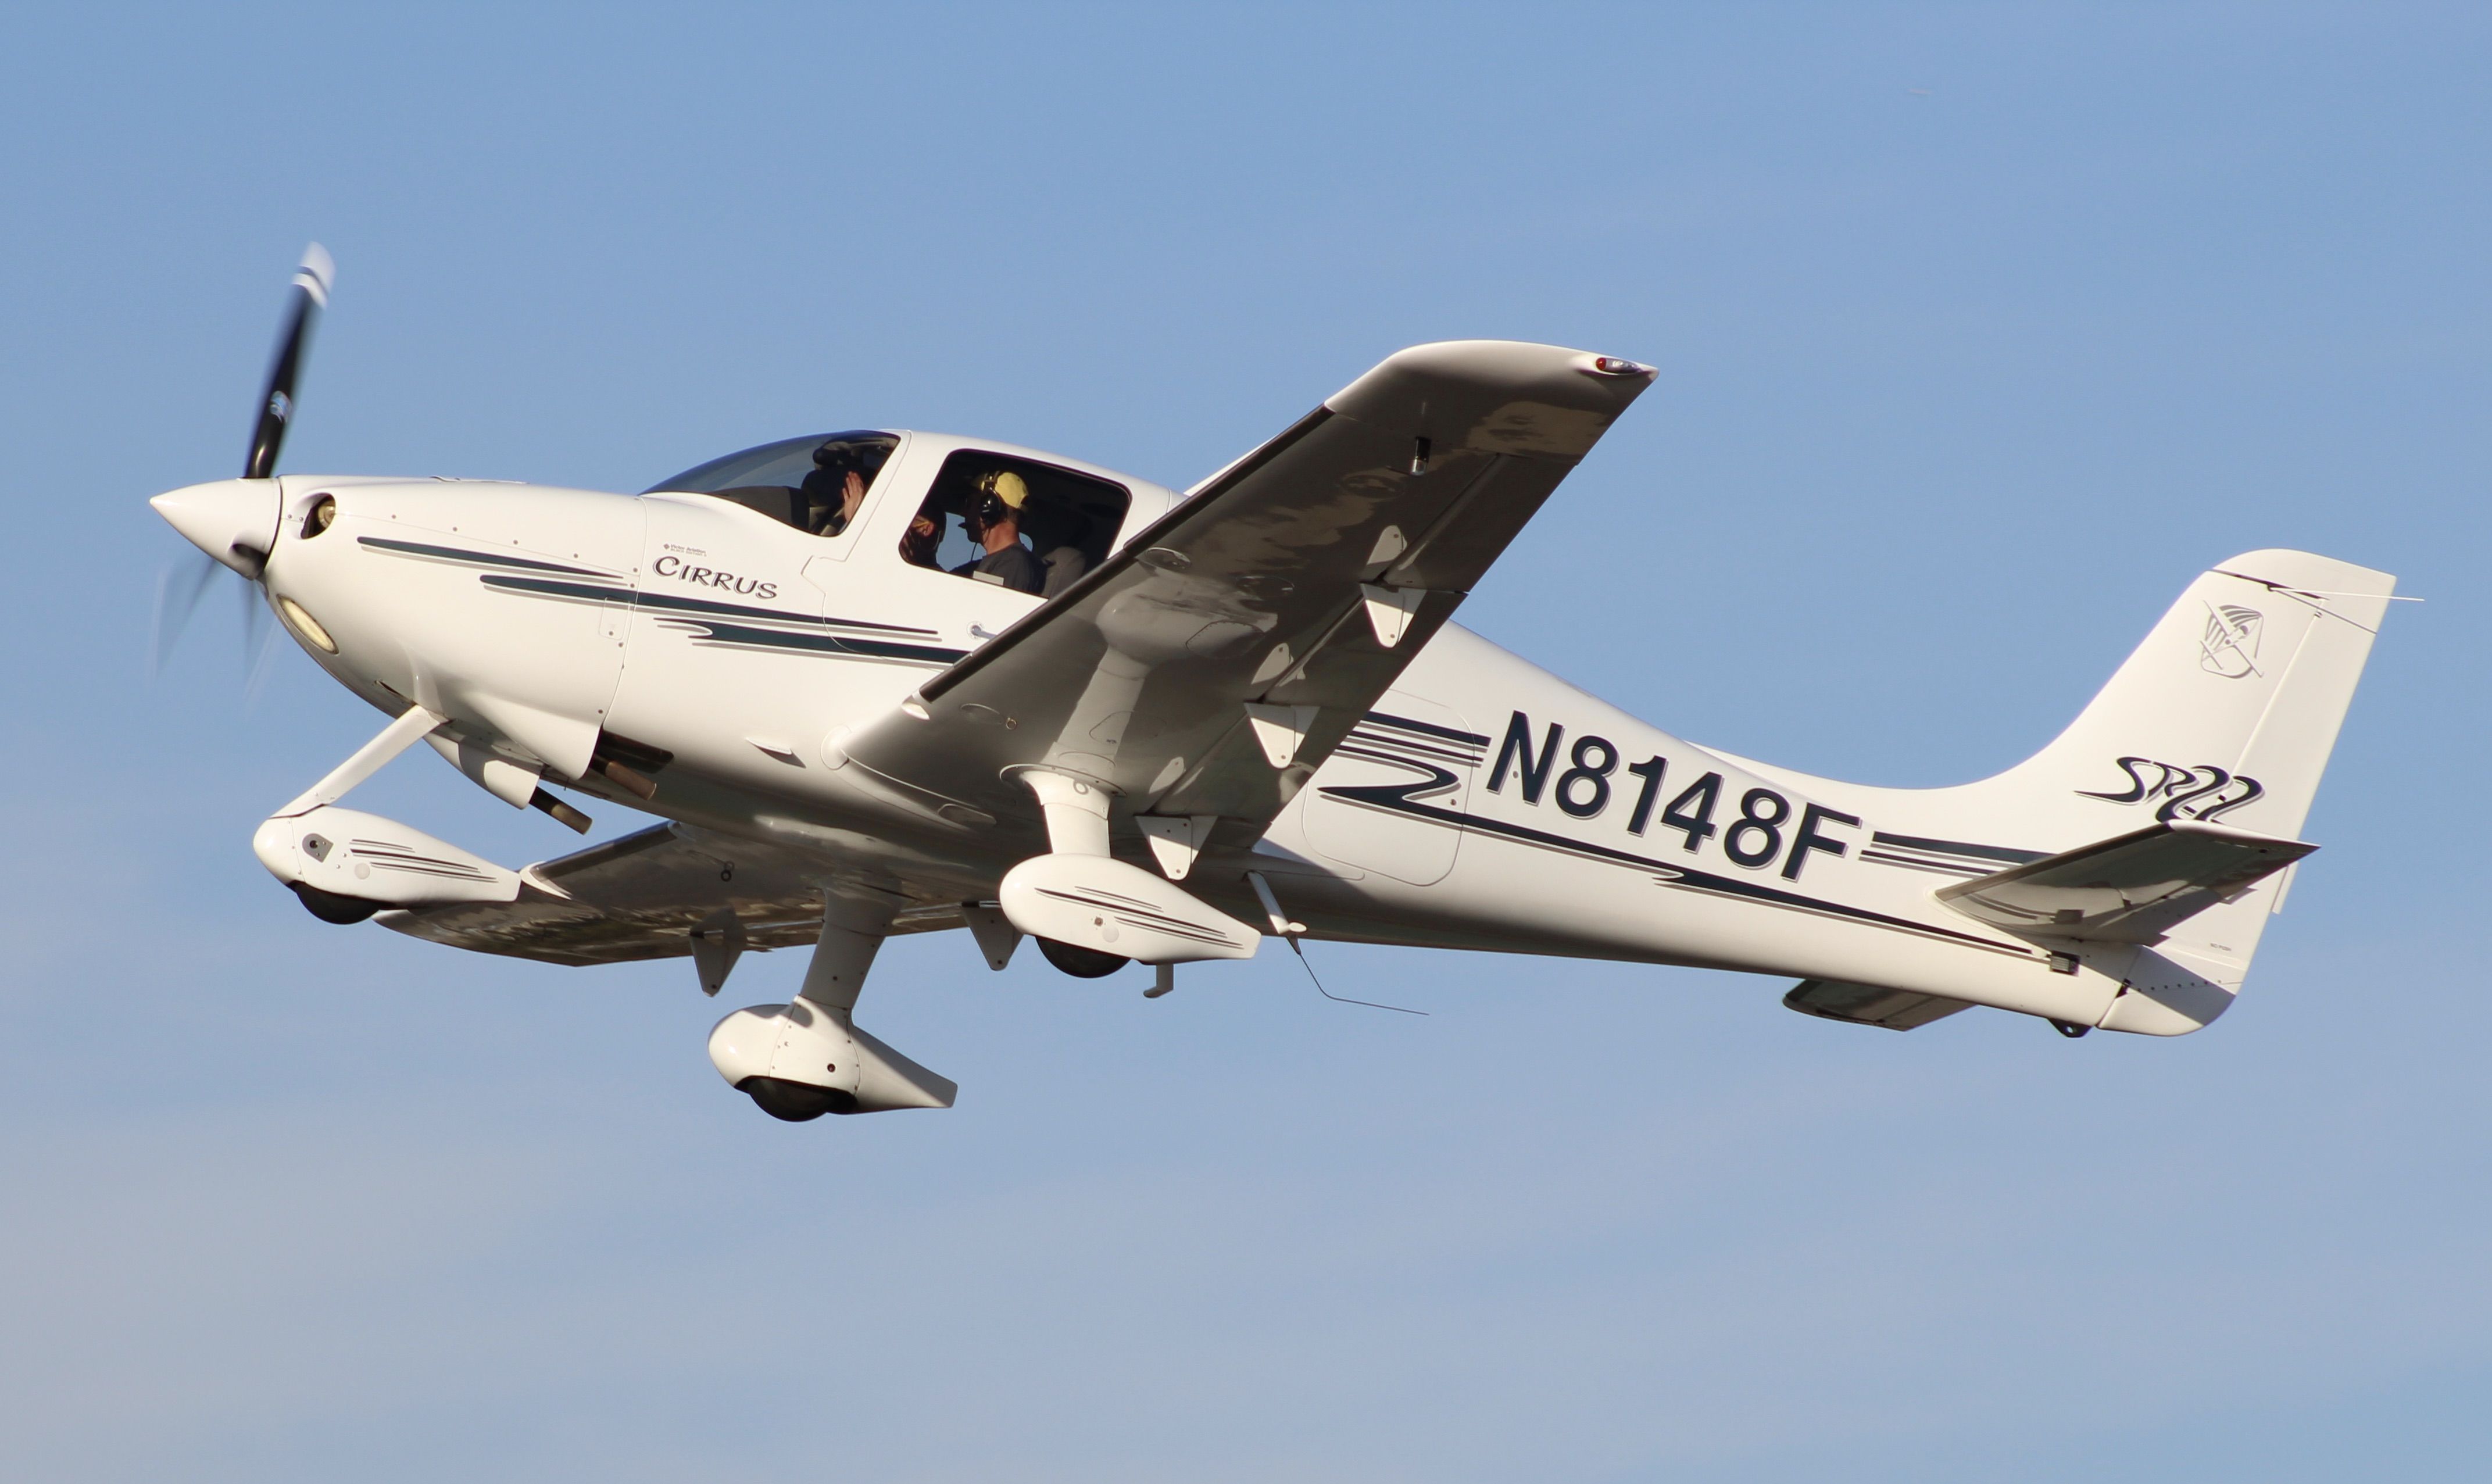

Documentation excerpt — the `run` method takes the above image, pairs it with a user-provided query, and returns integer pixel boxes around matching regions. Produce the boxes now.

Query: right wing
[839,339,1656,853]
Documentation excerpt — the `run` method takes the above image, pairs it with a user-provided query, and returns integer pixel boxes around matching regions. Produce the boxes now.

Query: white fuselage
[248,435,2206,1033]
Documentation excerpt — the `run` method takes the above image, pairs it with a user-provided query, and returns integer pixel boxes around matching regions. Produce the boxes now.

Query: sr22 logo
[1485,712,1858,882]
[2076,757,2264,822]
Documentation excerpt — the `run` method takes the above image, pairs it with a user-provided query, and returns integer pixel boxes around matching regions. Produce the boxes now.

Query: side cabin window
[643,431,900,537]
[902,450,1129,598]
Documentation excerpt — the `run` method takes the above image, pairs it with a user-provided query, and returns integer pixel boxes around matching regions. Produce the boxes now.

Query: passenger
[899,498,943,568]
[800,444,870,536]
[951,470,1045,594]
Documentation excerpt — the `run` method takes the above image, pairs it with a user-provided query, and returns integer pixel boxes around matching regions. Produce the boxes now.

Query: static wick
[1247,868,1425,1015]
[1286,935,1426,1017]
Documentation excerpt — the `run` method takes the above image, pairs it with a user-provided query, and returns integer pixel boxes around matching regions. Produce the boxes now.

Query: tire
[738,1077,856,1121]
[1038,937,1129,979]
[288,881,382,925]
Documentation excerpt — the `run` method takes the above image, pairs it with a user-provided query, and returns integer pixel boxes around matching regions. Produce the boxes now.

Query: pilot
[952,470,1045,594]
[800,443,871,536]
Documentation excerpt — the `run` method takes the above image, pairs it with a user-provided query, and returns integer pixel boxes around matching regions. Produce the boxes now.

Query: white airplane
[153,248,2396,1121]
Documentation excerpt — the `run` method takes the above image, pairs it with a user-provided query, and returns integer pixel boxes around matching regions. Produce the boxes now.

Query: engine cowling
[708,1000,957,1121]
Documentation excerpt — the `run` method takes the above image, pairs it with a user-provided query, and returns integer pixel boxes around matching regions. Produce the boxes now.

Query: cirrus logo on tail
[2078,757,2264,822]
[2200,603,2264,678]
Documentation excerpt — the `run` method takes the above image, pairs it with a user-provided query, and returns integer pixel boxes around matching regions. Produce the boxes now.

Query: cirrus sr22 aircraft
[152,248,2395,1121]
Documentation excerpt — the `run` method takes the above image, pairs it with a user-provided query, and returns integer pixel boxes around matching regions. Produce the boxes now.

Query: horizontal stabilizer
[1784,978,1975,1031]
[1935,820,2314,945]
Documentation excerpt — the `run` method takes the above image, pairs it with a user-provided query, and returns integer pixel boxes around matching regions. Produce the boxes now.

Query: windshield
[643,431,900,535]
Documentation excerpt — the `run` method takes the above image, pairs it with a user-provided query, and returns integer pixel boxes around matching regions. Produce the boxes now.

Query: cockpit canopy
[648,431,1136,598]
[645,431,900,537]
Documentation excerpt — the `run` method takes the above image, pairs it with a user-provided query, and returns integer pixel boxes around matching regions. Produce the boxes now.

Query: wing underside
[380,824,964,967]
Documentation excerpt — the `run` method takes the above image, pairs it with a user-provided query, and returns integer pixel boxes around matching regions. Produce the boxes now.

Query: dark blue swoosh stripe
[478,574,949,647]
[1320,768,2017,953]
[661,618,966,666]
[359,536,614,578]
[632,587,940,636]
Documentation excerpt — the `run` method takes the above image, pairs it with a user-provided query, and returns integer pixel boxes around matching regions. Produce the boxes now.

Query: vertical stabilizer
[1901,549,2394,1029]
[1968,549,2394,845]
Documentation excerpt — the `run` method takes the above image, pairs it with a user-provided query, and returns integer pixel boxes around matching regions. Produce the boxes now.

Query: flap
[1935,819,2315,945]
[840,341,1654,853]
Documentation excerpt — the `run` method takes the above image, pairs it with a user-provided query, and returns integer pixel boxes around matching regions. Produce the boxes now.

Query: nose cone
[151,478,281,577]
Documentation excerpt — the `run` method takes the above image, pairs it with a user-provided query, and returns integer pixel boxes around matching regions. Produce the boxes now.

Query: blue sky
[3,3,2488,1479]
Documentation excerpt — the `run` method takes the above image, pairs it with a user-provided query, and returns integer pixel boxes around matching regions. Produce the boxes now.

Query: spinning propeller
[152,244,335,677]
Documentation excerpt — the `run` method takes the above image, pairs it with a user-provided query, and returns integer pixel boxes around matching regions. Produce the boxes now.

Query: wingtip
[294,242,335,305]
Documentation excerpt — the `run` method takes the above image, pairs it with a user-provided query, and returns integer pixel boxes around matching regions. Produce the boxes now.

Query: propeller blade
[151,554,221,675]
[239,569,269,665]
[242,586,281,707]
[243,243,335,480]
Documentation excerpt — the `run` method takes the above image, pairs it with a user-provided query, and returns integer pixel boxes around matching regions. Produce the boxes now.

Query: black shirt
[953,542,1045,595]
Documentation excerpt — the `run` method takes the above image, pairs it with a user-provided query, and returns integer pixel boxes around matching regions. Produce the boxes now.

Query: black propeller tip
[244,243,335,481]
